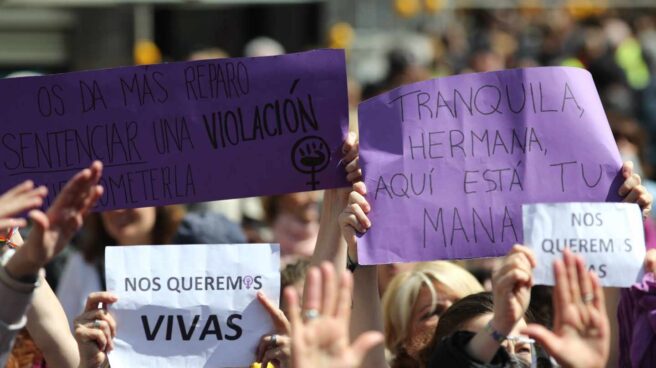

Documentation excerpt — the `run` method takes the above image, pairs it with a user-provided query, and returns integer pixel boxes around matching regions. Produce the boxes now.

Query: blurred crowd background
[2,0,656,273]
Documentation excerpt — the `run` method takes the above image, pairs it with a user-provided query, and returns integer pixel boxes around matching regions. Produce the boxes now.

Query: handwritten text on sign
[105,244,280,368]
[0,50,348,210]
[523,203,645,287]
[357,67,623,264]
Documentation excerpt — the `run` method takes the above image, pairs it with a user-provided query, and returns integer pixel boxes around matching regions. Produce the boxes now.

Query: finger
[589,271,606,314]
[552,281,562,329]
[320,262,338,316]
[79,185,104,215]
[341,206,367,233]
[349,203,371,230]
[520,324,563,358]
[339,212,358,246]
[257,291,290,333]
[89,161,104,183]
[353,181,367,196]
[622,161,634,179]
[84,292,118,312]
[336,269,353,322]
[351,331,385,365]
[53,161,101,210]
[509,244,537,268]
[5,180,34,196]
[495,268,532,291]
[576,256,593,300]
[342,131,356,154]
[262,347,285,368]
[346,169,363,184]
[284,286,302,347]
[301,267,321,314]
[28,210,49,234]
[345,157,359,172]
[348,191,370,213]
[645,249,656,274]
[575,255,592,325]
[256,335,271,362]
[75,309,112,326]
[101,310,118,339]
[342,132,358,161]
[76,325,108,352]
[553,258,571,308]
[87,319,113,352]
[619,173,641,197]
[622,188,640,204]
[564,249,583,306]
[0,218,27,231]
[12,187,46,210]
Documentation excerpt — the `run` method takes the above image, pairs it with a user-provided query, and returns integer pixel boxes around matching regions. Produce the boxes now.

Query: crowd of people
[1,6,656,368]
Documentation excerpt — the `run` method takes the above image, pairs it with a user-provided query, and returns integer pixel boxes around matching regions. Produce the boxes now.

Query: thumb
[28,210,49,235]
[521,324,562,357]
[350,331,384,364]
[257,291,290,333]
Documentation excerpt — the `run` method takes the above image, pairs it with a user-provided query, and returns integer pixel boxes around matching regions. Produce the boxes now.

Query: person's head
[382,261,484,362]
[262,192,320,261]
[425,292,536,367]
[80,206,185,262]
[279,259,309,310]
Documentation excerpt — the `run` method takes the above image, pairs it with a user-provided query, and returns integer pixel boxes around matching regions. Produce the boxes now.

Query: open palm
[286,263,383,368]
[522,250,610,368]
[22,161,103,266]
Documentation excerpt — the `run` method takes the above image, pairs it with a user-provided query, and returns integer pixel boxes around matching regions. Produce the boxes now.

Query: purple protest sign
[357,67,623,265]
[0,49,349,211]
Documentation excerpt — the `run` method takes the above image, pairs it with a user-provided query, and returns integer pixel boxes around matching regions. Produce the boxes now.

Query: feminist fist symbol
[291,136,330,190]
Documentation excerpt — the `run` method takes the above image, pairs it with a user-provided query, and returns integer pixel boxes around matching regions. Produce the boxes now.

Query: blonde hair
[382,261,483,354]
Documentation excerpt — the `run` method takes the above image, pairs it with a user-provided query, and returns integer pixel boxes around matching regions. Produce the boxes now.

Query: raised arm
[3,161,103,367]
[286,262,383,368]
[338,181,387,368]
[464,245,536,363]
[521,249,610,368]
[0,181,48,365]
[309,132,360,270]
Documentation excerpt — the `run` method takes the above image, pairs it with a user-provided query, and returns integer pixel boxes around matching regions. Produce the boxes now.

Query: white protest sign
[105,244,280,368]
[522,202,645,287]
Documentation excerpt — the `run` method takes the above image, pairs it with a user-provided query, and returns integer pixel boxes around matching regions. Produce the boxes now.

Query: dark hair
[419,292,537,366]
[79,205,186,263]
[434,292,495,343]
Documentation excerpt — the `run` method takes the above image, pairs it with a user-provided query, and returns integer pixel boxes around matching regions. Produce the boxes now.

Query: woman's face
[403,283,458,358]
[461,313,533,365]
[101,207,157,245]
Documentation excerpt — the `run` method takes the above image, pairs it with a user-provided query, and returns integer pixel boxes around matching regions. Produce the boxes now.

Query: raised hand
[74,292,118,368]
[0,180,48,231]
[256,291,291,368]
[491,245,536,335]
[338,182,371,256]
[286,262,383,368]
[5,161,103,278]
[619,161,653,218]
[521,249,610,368]
[342,132,361,183]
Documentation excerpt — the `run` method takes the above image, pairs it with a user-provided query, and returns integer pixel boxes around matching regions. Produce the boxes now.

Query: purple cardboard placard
[357,67,623,265]
[0,49,349,210]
